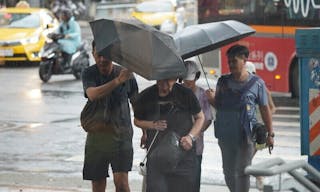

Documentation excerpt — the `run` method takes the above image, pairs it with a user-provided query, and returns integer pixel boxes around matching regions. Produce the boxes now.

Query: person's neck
[107,64,113,75]
[99,63,113,76]
[191,85,197,92]
[232,71,249,82]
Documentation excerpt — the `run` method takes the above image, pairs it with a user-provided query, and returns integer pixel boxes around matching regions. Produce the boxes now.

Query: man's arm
[180,111,205,151]
[267,88,276,114]
[140,129,147,149]
[86,69,132,101]
[201,90,214,132]
[134,118,167,131]
[202,120,212,132]
[259,105,274,146]
[189,111,205,138]
[206,89,216,107]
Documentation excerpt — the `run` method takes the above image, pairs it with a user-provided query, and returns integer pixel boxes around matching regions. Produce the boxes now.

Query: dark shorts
[83,139,133,181]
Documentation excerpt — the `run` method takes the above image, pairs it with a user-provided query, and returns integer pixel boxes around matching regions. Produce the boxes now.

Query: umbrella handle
[197,55,211,90]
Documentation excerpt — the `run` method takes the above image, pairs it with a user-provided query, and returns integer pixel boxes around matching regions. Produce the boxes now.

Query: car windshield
[135,1,173,12]
[0,12,40,28]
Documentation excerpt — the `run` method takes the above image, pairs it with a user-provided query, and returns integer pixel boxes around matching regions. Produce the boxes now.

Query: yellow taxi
[0,7,59,64]
[131,0,177,34]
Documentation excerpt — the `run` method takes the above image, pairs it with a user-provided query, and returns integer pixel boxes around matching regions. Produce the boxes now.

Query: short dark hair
[92,40,112,61]
[226,44,249,59]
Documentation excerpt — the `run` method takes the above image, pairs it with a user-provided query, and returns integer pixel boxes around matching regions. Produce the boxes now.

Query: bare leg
[92,178,106,192]
[113,172,130,192]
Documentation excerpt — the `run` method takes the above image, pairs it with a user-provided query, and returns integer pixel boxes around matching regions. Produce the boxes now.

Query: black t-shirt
[81,64,139,139]
[133,83,201,148]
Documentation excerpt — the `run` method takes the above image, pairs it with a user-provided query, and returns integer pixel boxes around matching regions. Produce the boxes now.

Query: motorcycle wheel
[39,61,53,83]
[72,57,89,80]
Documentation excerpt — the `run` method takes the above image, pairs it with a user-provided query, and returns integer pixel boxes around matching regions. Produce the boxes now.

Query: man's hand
[180,135,193,151]
[205,89,215,106]
[117,69,132,84]
[152,120,167,131]
[140,133,147,149]
[267,133,274,154]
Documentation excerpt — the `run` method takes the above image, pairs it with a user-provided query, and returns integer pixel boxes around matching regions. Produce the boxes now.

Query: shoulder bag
[80,66,122,133]
[80,98,113,132]
[148,130,185,173]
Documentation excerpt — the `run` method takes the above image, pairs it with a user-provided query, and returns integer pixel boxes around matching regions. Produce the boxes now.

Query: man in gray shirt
[206,44,274,192]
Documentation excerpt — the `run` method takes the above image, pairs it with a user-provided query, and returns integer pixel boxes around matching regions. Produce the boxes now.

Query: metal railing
[245,158,320,192]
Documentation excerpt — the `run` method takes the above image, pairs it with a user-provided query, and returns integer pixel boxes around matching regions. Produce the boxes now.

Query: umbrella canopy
[89,19,186,80]
[173,20,255,59]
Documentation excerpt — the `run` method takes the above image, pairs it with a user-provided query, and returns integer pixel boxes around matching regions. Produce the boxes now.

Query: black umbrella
[173,20,255,60]
[89,19,186,80]
[173,20,255,89]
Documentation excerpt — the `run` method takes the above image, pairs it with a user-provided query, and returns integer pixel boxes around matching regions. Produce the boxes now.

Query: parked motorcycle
[39,33,89,82]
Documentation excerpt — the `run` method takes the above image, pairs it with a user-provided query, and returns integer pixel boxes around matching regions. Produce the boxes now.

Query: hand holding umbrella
[116,68,133,84]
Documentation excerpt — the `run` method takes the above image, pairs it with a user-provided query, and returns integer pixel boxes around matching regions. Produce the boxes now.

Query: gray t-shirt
[194,86,213,155]
[214,73,268,142]
[223,73,268,124]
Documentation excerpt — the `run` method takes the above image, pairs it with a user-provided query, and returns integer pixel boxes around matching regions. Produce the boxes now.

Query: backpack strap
[239,75,259,97]
[218,74,231,92]
[218,74,258,96]
[239,75,259,136]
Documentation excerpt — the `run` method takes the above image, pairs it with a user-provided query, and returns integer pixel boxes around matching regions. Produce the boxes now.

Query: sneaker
[256,176,264,191]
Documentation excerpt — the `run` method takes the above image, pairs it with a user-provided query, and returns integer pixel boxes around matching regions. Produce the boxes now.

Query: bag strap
[218,74,230,91]
[239,75,259,98]
[219,74,258,93]
[141,130,159,164]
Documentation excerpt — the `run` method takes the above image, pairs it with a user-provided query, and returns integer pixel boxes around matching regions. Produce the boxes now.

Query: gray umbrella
[89,19,186,80]
[173,20,255,59]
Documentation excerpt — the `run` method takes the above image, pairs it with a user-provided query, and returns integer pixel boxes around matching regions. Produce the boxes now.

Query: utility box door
[296,28,320,156]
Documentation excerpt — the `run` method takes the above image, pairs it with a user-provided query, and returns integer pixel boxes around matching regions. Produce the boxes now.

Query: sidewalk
[0,172,260,192]
[0,183,238,192]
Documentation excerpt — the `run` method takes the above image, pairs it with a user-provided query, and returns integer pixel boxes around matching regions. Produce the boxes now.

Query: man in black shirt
[133,78,204,192]
[81,41,138,192]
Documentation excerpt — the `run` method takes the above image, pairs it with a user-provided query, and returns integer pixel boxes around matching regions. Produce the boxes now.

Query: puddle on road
[0,119,79,132]
[0,122,43,132]
[0,122,16,129]
[50,118,79,123]
[41,90,82,99]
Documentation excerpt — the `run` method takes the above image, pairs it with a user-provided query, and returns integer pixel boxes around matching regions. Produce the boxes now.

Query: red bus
[197,0,320,97]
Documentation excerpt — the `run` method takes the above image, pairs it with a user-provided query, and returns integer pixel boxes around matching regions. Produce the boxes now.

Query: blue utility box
[295,28,320,172]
